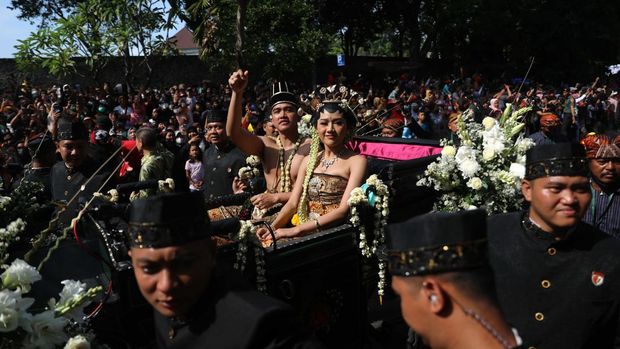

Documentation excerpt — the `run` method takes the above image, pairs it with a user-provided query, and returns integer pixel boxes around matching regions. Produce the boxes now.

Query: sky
[0,0,37,58]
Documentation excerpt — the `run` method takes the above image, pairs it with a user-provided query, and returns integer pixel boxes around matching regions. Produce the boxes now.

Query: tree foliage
[9,0,620,82]
[183,0,331,80]
[12,0,178,86]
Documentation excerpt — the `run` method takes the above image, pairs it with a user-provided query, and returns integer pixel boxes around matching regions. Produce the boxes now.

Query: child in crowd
[185,144,205,192]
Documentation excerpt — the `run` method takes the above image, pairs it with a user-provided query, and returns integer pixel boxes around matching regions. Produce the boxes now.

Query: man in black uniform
[388,210,522,349]
[202,110,246,200]
[12,133,55,199]
[50,117,111,229]
[127,192,323,348]
[30,117,113,305]
[488,143,620,348]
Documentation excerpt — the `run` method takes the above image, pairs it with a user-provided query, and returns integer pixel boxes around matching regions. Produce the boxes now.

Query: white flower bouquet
[297,114,313,139]
[238,155,261,181]
[417,104,534,214]
[0,183,102,348]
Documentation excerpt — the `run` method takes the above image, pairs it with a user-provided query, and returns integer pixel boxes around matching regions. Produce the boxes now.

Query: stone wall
[0,55,443,91]
[0,56,232,90]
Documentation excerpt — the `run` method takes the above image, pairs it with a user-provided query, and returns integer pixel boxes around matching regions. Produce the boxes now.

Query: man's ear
[127,249,132,258]
[521,179,532,203]
[420,277,446,314]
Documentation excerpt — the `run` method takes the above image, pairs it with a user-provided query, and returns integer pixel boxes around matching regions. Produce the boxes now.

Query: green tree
[183,0,330,80]
[14,0,111,81]
[13,0,178,87]
[316,0,384,58]
[9,0,79,26]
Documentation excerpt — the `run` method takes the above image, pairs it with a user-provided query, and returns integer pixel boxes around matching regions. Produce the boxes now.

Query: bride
[257,99,367,241]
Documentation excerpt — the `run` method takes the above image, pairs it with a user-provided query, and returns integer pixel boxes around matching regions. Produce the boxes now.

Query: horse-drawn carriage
[81,136,441,348]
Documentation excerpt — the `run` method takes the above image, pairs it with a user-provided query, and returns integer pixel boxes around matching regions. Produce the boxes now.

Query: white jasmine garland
[348,175,390,302]
[254,246,267,293]
[234,221,267,293]
[234,221,253,272]
[377,262,386,299]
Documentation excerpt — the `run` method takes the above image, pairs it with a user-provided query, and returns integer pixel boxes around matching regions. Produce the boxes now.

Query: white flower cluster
[0,259,100,347]
[246,155,261,168]
[1,258,41,293]
[417,104,533,214]
[51,280,90,324]
[238,167,260,180]
[157,178,175,193]
[297,114,313,139]
[0,181,98,346]
[64,335,91,349]
[0,196,11,211]
[0,218,26,264]
[92,189,119,203]
[238,155,262,180]
[348,175,390,301]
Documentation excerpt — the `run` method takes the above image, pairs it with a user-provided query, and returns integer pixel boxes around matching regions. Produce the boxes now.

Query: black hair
[136,127,157,149]
[312,101,357,129]
[188,143,203,159]
[439,266,498,304]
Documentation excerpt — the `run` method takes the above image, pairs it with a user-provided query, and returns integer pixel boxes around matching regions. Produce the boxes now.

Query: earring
[429,294,438,304]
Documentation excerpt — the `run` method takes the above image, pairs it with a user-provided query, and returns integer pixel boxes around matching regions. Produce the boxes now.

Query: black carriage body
[80,136,440,348]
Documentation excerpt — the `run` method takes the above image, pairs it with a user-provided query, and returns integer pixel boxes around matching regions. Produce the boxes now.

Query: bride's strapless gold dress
[307,172,348,220]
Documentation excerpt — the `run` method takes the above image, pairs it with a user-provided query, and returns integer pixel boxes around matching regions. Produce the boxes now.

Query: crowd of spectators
[1,73,619,192]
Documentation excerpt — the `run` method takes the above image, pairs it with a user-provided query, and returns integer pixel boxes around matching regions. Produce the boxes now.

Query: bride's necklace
[321,150,343,170]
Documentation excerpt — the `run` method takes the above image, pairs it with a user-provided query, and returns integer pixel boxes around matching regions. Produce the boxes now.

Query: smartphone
[53,103,63,113]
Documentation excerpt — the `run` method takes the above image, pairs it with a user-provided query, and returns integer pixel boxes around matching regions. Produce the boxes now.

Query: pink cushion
[348,139,442,161]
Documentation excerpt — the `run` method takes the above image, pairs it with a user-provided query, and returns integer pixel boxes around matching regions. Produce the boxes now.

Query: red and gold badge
[591,271,605,287]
